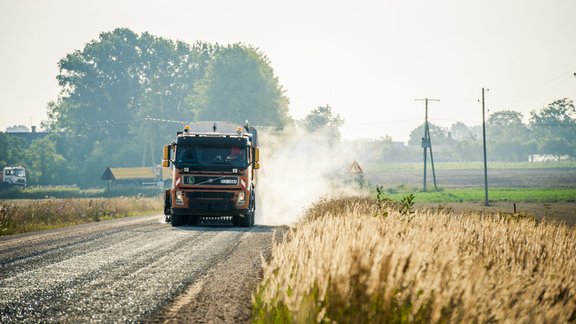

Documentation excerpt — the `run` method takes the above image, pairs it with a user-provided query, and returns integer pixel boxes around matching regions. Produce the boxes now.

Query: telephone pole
[415,98,440,192]
[481,88,489,206]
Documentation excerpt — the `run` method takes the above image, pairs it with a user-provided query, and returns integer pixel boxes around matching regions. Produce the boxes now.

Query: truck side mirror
[253,162,260,170]
[162,145,171,167]
[254,147,260,163]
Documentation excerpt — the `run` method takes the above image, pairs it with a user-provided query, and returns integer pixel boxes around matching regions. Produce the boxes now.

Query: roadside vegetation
[0,185,163,199]
[0,197,162,236]
[253,196,576,323]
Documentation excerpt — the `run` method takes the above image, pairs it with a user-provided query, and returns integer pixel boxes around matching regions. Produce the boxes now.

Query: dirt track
[0,215,281,323]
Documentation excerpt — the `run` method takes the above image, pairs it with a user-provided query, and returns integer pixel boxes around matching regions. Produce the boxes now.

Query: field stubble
[254,196,576,323]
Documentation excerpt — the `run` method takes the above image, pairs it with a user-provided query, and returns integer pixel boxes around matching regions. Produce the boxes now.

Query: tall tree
[45,28,214,184]
[530,98,576,158]
[51,28,143,139]
[192,44,291,126]
[487,110,531,161]
[302,105,343,130]
[25,138,65,185]
[0,133,27,167]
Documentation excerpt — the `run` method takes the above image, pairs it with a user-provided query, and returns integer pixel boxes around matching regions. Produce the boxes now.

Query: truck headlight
[237,192,245,206]
[175,191,184,205]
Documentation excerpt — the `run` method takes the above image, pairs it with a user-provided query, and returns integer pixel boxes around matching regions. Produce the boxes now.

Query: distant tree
[25,138,65,185]
[530,98,576,158]
[453,139,483,162]
[488,110,523,126]
[449,122,476,141]
[302,105,343,131]
[0,133,27,167]
[5,125,29,133]
[192,44,291,126]
[487,110,531,161]
[408,123,455,146]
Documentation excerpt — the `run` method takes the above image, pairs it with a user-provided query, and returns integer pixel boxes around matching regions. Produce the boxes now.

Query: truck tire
[239,213,252,227]
[171,213,186,226]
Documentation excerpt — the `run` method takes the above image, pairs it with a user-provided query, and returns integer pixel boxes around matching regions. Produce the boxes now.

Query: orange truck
[162,121,260,227]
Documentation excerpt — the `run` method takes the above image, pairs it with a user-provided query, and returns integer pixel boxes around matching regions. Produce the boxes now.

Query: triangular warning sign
[349,160,363,174]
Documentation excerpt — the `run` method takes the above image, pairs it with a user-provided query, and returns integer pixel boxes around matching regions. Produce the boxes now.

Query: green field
[380,188,576,203]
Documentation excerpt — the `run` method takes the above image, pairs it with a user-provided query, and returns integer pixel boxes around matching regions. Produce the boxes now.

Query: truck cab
[1,167,27,188]
[162,122,259,227]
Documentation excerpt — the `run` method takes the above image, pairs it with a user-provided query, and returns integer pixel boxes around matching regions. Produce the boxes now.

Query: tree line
[358,98,576,163]
[3,28,293,187]
[0,28,574,186]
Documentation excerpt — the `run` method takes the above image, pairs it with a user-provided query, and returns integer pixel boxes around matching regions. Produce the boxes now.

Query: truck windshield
[176,145,248,169]
[13,169,25,177]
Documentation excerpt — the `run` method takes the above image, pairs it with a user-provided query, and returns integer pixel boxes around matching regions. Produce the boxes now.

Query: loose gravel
[0,215,280,323]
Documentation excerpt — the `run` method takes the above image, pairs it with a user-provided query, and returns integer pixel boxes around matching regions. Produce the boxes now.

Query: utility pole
[481,88,489,206]
[415,98,440,192]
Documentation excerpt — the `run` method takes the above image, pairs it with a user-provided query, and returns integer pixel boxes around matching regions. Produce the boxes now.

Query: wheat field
[253,197,576,323]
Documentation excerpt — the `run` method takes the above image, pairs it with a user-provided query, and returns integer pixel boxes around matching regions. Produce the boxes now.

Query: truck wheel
[239,214,251,227]
[171,213,186,226]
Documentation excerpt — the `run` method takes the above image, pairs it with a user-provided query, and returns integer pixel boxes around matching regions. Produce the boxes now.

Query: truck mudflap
[164,190,171,223]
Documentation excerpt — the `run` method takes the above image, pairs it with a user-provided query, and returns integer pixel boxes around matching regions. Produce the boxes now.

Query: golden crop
[254,197,576,323]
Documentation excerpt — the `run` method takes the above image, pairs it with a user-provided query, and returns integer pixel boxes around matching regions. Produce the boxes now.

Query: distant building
[5,126,48,145]
[528,154,571,162]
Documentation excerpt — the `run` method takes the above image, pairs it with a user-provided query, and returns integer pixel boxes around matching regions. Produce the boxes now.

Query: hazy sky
[1,0,575,141]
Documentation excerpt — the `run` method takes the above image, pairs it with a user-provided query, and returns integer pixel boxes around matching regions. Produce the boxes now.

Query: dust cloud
[256,126,362,225]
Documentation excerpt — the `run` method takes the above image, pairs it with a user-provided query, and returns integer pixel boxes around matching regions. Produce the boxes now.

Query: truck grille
[183,176,239,186]
[186,192,234,199]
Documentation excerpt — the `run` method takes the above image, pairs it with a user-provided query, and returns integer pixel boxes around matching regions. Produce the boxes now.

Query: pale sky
[1,0,575,141]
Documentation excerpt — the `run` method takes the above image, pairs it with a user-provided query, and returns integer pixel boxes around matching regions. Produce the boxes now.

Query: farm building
[101,166,171,187]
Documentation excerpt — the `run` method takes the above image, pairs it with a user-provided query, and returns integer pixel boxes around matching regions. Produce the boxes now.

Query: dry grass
[0,197,162,236]
[253,196,576,323]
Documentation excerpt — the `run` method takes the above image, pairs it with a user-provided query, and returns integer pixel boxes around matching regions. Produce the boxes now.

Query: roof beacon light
[236,127,243,135]
[184,125,190,133]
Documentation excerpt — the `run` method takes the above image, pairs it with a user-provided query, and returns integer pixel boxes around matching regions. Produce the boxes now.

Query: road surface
[0,215,281,323]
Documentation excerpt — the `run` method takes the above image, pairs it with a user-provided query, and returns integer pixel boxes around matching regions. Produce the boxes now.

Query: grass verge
[0,197,162,236]
[253,196,576,323]
[379,187,576,203]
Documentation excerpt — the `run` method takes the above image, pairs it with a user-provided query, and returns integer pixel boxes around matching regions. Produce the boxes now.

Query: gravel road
[0,215,281,323]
